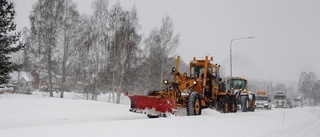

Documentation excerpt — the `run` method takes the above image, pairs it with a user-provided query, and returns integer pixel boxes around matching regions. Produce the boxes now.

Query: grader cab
[127,56,237,118]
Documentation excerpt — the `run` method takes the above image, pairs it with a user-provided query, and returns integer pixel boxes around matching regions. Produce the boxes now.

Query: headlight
[163,80,168,84]
[264,104,268,106]
[192,81,197,85]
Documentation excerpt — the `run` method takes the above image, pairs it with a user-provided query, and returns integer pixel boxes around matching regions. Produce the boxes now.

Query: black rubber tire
[230,99,237,113]
[241,96,249,112]
[187,92,202,116]
[147,115,160,118]
[222,99,229,113]
[214,98,220,111]
[248,96,255,112]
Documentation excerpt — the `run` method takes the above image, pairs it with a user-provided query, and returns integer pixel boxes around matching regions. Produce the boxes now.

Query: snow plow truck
[227,77,256,112]
[126,56,238,118]
[255,91,271,110]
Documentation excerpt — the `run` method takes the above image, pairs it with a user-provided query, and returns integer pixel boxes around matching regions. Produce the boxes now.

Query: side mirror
[171,67,176,75]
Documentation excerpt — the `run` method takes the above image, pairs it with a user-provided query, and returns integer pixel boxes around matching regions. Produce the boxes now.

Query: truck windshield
[274,95,285,100]
[256,96,269,101]
[231,80,246,90]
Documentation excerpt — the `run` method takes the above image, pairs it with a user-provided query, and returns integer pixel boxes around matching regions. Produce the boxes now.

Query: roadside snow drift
[0,93,319,137]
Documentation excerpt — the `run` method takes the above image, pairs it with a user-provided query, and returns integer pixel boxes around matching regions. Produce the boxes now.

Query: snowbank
[0,93,319,137]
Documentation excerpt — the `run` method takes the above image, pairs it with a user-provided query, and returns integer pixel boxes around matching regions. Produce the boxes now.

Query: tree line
[298,71,320,105]
[0,0,24,84]
[9,0,182,103]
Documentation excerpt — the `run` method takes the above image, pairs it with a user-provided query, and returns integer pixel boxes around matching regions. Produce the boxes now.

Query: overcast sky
[13,0,320,83]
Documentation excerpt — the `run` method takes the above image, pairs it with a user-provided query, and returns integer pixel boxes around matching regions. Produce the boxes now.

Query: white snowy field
[0,93,319,137]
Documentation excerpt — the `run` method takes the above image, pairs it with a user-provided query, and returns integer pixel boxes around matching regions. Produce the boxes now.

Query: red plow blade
[127,95,176,116]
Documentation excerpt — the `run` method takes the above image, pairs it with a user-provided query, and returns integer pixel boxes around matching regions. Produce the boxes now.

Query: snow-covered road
[0,93,319,137]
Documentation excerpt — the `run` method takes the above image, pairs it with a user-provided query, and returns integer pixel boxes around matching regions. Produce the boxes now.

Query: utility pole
[229,37,254,91]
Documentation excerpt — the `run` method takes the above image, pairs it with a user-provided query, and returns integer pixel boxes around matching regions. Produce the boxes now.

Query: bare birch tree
[143,15,180,90]
[29,0,64,97]
[58,0,80,98]
[107,3,141,103]
[116,6,141,104]
[86,0,110,100]
[108,3,123,103]
[158,16,180,88]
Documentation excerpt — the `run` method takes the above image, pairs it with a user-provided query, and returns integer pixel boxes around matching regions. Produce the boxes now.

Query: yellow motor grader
[127,56,237,118]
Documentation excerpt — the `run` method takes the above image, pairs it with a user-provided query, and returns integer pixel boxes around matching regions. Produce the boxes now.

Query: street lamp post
[229,36,254,91]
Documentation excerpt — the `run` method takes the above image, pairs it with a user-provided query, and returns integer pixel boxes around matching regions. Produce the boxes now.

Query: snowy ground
[0,92,319,137]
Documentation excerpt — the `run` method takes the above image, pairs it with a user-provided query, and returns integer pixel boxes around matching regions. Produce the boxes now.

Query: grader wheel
[222,100,229,113]
[187,92,202,116]
[214,100,219,111]
[230,101,236,113]
[230,96,237,113]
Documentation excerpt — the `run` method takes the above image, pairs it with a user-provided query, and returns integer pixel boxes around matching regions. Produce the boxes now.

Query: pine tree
[0,0,24,84]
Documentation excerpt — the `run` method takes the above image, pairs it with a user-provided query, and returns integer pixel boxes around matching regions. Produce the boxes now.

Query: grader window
[213,67,217,79]
[190,66,197,77]
[190,66,204,77]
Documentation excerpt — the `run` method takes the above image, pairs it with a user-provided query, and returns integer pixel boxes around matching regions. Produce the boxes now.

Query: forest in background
[6,0,319,105]
[11,0,181,102]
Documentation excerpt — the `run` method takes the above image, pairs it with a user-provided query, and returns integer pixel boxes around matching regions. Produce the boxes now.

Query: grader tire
[230,100,237,113]
[214,99,219,111]
[222,100,229,113]
[187,92,202,116]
